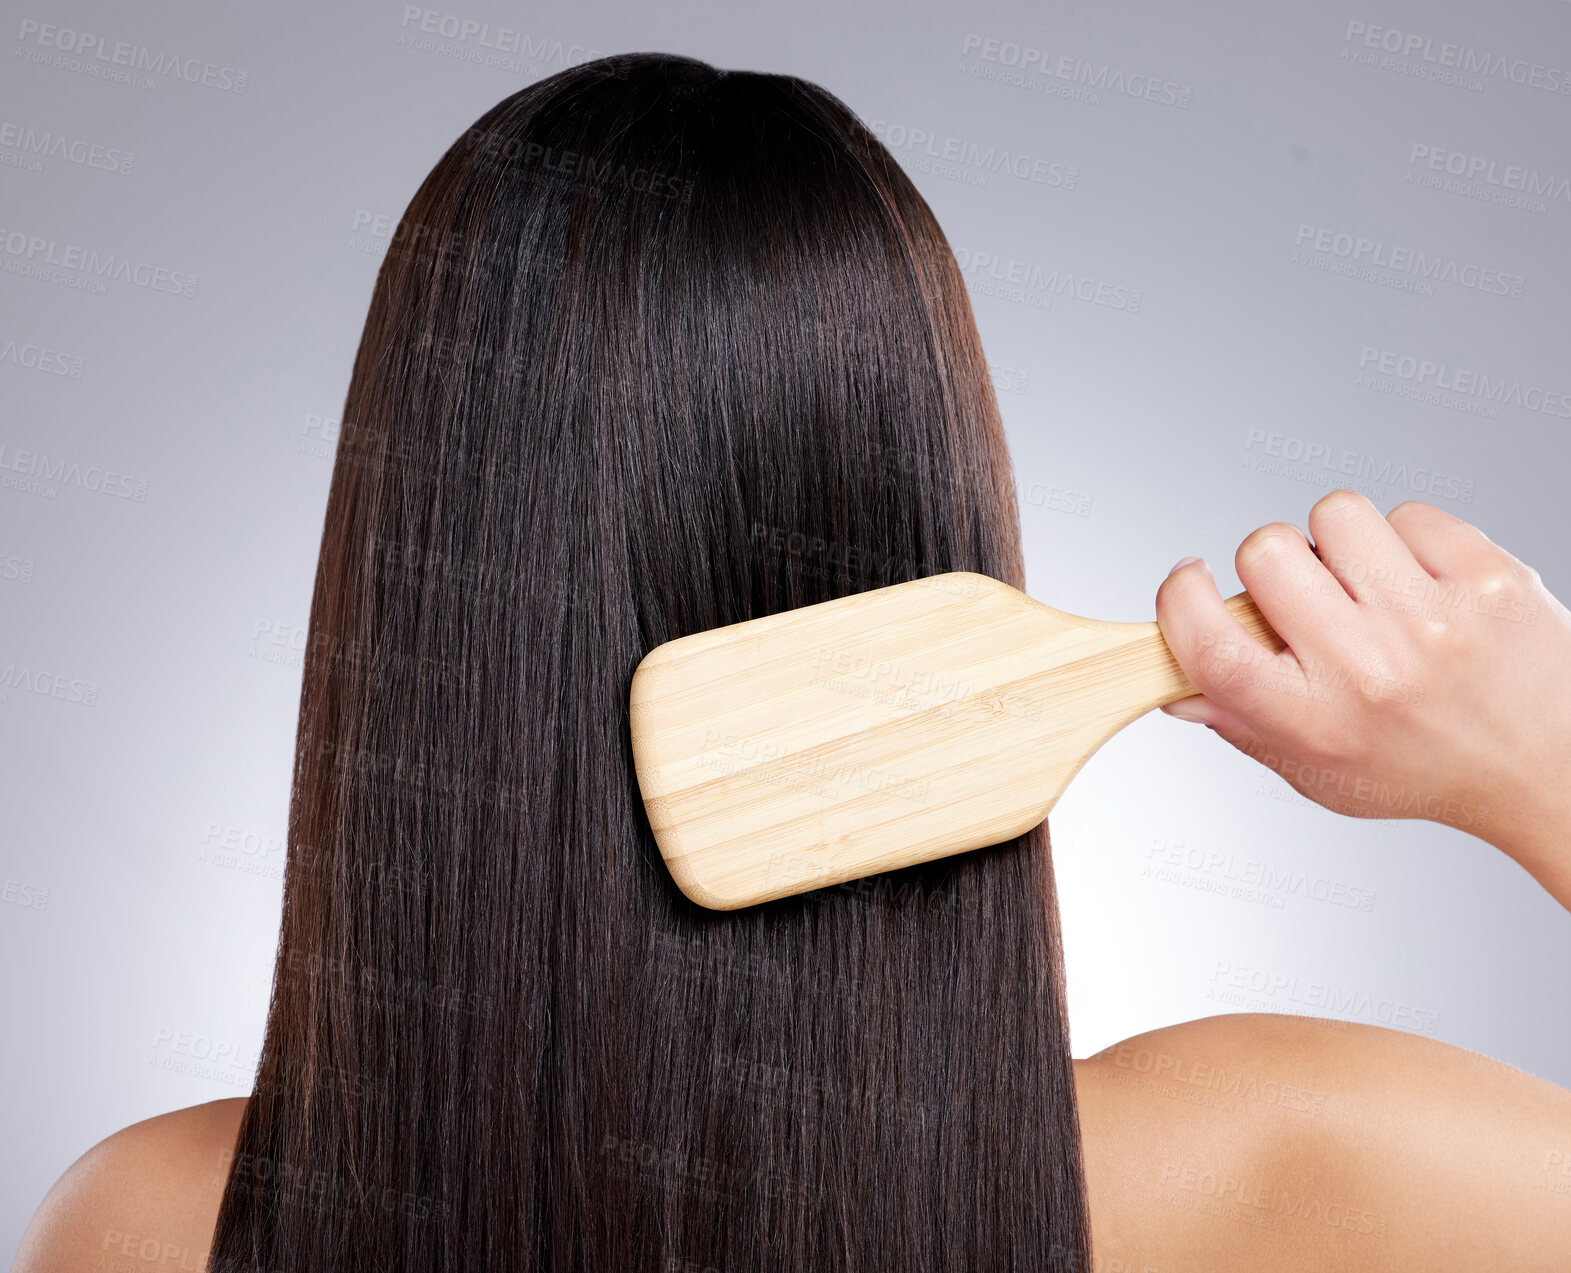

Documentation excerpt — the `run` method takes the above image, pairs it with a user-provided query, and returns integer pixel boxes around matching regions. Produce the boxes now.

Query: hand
[1154,490,1571,908]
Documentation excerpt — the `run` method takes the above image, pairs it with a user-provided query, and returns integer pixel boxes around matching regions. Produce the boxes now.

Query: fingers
[1306,490,1432,605]
[1233,519,1362,665]
[1156,555,1311,733]
[1385,498,1502,580]
[1157,494,1522,741]
[1160,692,1247,732]
[1183,694,1273,765]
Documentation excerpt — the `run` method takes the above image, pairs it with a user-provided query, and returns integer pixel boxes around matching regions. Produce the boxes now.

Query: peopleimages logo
[0,226,199,298]
[959,32,1192,108]
[1357,347,1571,420]
[0,441,150,501]
[397,6,608,67]
[0,122,134,174]
[1406,144,1571,210]
[1292,224,1525,299]
[1242,429,1475,503]
[863,120,1078,189]
[1207,961,1441,1035]
[1342,20,1571,95]
[14,19,249,92]
[0,337,84,378]
[951,246,1143,313]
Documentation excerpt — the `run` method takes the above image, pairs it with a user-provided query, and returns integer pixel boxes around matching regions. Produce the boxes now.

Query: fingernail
[1168,555,1202,577]
[1162,701,1209,723]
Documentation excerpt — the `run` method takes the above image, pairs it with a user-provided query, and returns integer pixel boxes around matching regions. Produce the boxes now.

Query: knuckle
[1350,658,1410,709]
[1237,522,1301,565]
[1309,488,1369,526]
[1493,552,1543,590]
[1387,499,1433,522]
[1388,498,1461,536]
[1472,566,1520,599]
[1418,608,1462,648]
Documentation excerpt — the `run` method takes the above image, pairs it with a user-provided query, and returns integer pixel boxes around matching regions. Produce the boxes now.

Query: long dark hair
[208,51,1089,1272]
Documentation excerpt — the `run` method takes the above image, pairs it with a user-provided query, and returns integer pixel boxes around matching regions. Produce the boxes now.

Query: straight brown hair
[208,51,1090,1272]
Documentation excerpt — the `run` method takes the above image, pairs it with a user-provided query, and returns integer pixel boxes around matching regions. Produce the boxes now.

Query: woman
[16,52,1571,1272]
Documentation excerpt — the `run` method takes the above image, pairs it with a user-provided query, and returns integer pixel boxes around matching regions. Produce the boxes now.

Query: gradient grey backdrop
[3,0,1568,1257]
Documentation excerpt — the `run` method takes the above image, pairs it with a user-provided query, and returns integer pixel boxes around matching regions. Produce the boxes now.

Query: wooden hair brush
[629,572,1283,910]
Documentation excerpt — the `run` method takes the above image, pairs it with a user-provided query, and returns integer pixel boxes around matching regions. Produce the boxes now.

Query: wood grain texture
[630,571,1285,910]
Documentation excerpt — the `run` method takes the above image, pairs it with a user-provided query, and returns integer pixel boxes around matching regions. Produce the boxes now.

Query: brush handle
[998,588,1290,778]
[1105,590,1288,716]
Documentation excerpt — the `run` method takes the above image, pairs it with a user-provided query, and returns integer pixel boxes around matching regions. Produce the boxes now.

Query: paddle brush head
[627,570,1234,910]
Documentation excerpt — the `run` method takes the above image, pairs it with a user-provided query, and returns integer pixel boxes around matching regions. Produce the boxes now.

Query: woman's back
[17,1012,1571,1271]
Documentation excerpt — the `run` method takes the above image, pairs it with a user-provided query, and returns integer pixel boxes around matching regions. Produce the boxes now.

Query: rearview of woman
[14,52,1571,1273]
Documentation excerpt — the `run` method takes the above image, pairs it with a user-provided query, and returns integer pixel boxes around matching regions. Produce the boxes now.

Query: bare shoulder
[1074,1012,1571,1272]
[13,1097,247,1273]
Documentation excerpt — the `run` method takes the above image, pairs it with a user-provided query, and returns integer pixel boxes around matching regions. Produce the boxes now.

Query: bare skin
[16,1017,1571,1272]
[15,491,1571,1270]
[1156,490,1571,911]
[1075,1014,1571,1270]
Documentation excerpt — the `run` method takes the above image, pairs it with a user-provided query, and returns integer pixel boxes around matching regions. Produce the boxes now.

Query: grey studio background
[3,0,1569,1255]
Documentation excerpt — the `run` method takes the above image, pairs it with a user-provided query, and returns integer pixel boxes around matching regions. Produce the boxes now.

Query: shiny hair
[208,51,1089,1273]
